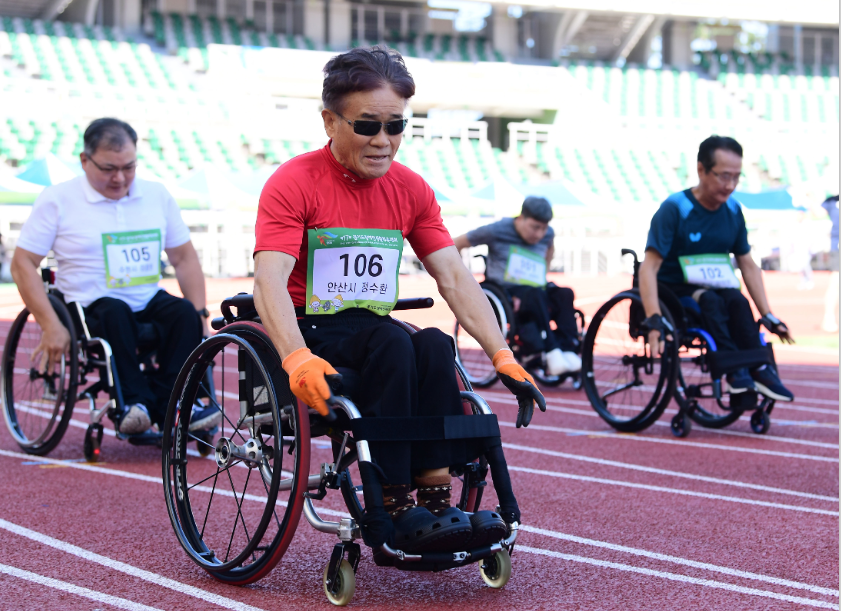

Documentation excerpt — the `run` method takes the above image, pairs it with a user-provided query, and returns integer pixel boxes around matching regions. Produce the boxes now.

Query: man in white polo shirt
[11,118,220,435]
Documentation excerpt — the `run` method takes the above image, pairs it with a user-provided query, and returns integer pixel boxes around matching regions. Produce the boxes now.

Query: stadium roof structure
[501,0,838,27]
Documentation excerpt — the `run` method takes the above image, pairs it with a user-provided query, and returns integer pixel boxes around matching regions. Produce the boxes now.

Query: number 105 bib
[306,228,403,315]
[679,253,741,289]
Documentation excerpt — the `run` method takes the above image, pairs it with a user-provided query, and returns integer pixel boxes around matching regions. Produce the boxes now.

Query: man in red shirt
[253,47,544,553]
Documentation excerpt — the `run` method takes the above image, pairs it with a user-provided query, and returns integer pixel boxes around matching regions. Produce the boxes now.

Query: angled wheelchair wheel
[2,296,78,455]
[454,283,513,388]
[675,330,742,430]
[581,291,677,432]
[162,322,311,585]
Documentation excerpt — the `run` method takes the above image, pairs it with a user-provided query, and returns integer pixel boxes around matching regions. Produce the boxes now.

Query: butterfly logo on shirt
[689,232,702,242]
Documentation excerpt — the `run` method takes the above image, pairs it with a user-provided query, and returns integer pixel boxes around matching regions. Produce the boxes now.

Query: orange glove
[493,349,546,428]
[282,347,341,418]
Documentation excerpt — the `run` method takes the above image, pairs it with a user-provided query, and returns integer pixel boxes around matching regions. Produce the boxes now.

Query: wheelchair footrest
[707,346,774,380]
[349,415,499,442]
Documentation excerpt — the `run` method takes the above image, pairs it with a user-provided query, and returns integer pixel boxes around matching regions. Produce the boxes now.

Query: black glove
[498,372,547,428]
[640,313,673,339]
[759,313,787,336]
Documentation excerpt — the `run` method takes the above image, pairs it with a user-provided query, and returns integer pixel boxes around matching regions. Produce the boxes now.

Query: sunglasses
[335,111,408,136]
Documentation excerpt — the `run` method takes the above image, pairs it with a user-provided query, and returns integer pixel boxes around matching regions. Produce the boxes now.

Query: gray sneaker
[119,404,152,435]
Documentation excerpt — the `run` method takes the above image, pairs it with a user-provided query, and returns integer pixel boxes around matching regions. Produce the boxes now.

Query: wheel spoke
[187,459,242,490]
[200,470,220,539]
[188,432,215,450]
[200,380,248,444]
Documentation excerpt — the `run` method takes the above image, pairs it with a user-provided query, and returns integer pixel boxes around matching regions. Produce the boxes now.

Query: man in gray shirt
[453,196,580,376]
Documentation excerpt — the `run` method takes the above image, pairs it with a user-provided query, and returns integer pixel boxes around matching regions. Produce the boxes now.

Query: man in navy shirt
[640,135,794,401]
[453,197,581,376]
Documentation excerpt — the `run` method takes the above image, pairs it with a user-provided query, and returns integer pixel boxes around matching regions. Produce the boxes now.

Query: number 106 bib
[306,228,403,315]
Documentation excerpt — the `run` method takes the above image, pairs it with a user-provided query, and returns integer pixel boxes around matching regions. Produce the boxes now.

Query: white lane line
[0,563,164,611]
[483,390,840,428]
[0,448,835,603]
[0,519,265,611]
[507,465,838,517]
[499,419,839,462]
[794,397,840,406]
[520,525,839,597]
[499,431,838,501]
[782,380,838,390]
[516,547,838,609]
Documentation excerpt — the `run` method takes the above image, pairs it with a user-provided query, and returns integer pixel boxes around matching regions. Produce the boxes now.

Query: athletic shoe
[189,404,223,432]
[751,366,795,402]
[118,404,152,435]
[725,368,755,394]
[544,348,571,376]
[562,351,582,373]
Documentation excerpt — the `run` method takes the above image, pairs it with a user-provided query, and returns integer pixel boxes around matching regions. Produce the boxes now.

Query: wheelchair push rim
[454,284,512,388]
[162,327,311,584]
[581,291,677,432]
[2,296,77,454]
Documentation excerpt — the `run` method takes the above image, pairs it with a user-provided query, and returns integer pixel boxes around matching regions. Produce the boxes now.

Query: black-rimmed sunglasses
[335,112,409,136]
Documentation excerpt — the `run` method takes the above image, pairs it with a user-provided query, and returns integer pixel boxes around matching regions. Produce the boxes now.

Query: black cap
[521,196,553,223]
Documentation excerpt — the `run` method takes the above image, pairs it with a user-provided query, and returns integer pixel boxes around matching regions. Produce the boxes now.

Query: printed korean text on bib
[503,245,547,287]
[679,254,740,289]
[102,229,162,288]
[306,228,403,315]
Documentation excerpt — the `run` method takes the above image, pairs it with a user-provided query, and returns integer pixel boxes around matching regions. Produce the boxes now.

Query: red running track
[0,275,837,610]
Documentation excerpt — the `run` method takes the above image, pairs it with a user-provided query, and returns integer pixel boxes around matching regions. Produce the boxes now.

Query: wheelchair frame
[162,294,520,605]
[454,256,586,389]
[581,249,777,438]
[1,267,215,460]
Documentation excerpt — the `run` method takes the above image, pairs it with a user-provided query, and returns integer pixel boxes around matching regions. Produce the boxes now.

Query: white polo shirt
[17,175,191,311]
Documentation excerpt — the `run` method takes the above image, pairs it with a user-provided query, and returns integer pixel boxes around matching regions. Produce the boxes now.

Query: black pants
[665,284,761,353]
[507,284,579,353]
[300,309,486,485]
[84,290,202,424]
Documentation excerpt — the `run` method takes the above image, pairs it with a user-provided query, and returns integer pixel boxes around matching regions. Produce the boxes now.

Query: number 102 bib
[306,228,403,315]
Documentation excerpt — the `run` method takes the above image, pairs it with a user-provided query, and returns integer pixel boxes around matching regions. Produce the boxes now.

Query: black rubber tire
[162,322,311,585]
[454,283,513,388]
[750,410,771,434]
[581,290,677,432]
[2,296,78,455]
[670,412,692,438]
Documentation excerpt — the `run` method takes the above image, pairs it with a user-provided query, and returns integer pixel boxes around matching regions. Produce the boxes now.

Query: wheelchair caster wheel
[323,559,355,606]
[670,413,691,438]
[196,431,214,457]
[83,424,104,462]
[750,410,770,435]
[479,548,511,589]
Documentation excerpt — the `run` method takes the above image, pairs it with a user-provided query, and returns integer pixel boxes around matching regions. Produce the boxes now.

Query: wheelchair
[454,256,586,389]
[581,249,778,438]
[1,268,215,461]
[162,294,520,606]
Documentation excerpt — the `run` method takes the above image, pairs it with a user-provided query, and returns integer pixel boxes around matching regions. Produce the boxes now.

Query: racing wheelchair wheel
[674,329,742,430]
[2,295,78,455]
[454,283,513,388]
[162,321,311,585]
[581,291,678,432]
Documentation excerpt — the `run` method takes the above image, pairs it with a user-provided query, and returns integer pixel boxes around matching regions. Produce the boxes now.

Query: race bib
[306,228,403,316]
[679,253,740,289]
[102,229,162,288]
[504,245,547,287]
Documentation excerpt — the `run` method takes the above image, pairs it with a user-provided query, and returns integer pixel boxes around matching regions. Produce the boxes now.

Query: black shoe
[751,366,795,402]
[464,510,508,549]
[725,368,756,394]
[392,506,473,553]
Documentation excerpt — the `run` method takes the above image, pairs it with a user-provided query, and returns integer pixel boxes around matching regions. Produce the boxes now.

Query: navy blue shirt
[646,189,750,285]
[466,218,554,286]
